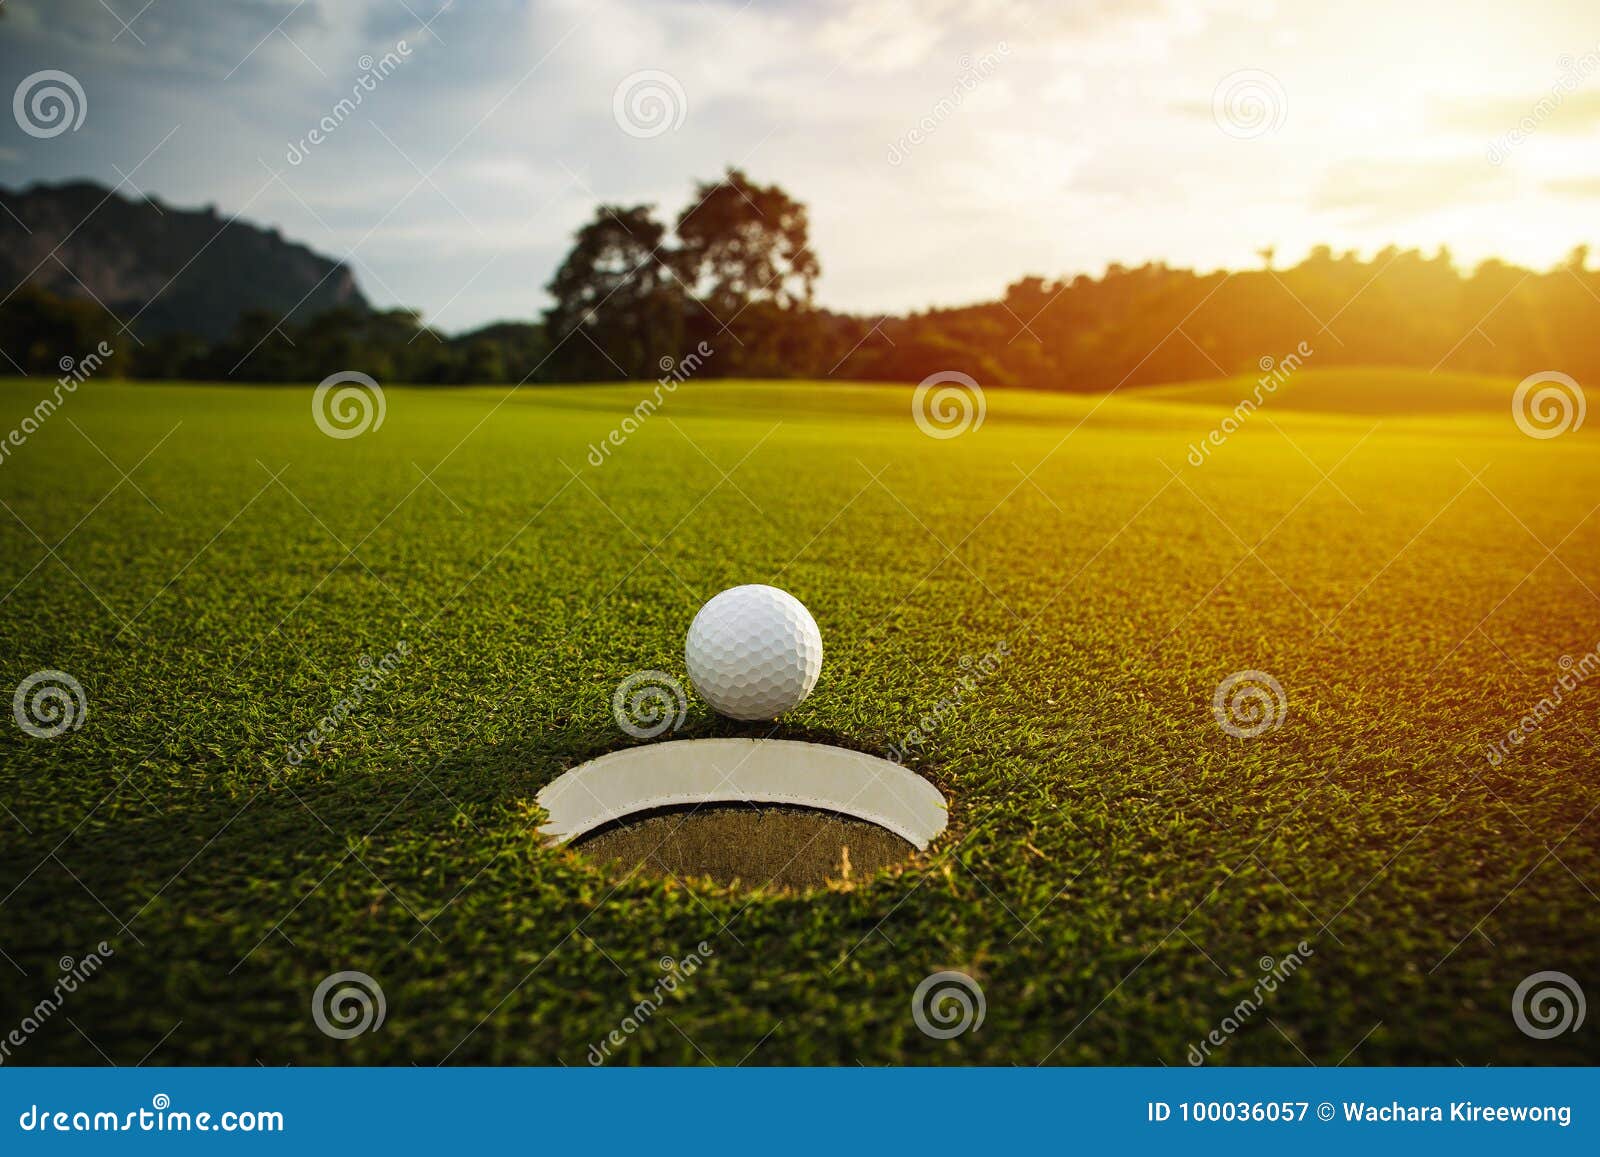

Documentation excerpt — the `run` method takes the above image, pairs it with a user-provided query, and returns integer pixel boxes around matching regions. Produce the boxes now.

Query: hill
[0,181,369,341]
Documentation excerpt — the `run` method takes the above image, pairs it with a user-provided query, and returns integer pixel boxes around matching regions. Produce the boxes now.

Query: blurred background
[3,0,1600,388]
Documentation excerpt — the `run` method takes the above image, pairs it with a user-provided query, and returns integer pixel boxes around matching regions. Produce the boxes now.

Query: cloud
[1312,157,1514,224]
[1544,176,1600,198]
[3,0,1591,328]
[1433,89,1600,137]
[5,0,346,80]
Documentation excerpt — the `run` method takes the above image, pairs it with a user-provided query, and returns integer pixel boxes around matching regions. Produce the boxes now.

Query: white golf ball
[685,585,823,720]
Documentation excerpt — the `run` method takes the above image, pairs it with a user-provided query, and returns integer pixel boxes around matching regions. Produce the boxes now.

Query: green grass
[0,370,1596,1065]
[1135,366,1519,414]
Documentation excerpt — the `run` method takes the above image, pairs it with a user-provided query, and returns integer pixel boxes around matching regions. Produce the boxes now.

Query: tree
[672,169,819,319]
[543,205,681,380]
[0,287,126,376]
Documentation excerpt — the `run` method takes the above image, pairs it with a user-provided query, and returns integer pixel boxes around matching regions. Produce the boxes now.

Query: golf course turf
[0,371,1596,1065]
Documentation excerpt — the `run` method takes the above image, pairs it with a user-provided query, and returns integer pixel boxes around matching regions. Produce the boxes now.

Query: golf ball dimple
[685,585,823,720]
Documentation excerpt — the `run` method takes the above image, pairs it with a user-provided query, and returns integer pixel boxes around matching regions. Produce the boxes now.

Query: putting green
[0,371,1595,1065]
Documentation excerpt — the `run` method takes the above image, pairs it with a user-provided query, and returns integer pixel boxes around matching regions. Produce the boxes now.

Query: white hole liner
[537,738,949,850]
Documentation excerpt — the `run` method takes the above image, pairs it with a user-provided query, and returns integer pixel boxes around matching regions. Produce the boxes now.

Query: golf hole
[537,739,948,891]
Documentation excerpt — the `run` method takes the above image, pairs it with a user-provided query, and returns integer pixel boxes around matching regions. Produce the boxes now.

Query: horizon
[15,171,1600,343]
[5,0,1599,332]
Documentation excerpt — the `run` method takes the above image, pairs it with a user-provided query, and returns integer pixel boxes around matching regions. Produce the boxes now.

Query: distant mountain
[0,181,369,341]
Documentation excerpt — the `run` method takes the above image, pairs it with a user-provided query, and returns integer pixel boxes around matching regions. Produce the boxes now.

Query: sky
[4,0,1600,332]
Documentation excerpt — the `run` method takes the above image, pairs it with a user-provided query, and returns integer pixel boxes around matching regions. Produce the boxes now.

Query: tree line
[6,168,1600,391]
